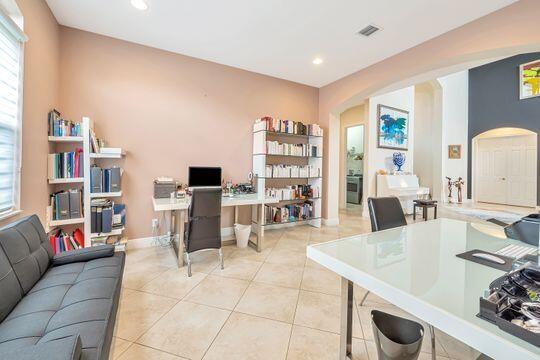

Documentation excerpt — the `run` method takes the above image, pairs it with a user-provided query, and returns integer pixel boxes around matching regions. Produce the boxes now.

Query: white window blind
[0,11,25,215]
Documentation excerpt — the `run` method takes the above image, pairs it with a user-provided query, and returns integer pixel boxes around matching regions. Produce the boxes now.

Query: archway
[472,128,537,207]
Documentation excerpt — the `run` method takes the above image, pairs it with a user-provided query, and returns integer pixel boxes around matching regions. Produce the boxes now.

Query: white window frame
[0,5,26,221]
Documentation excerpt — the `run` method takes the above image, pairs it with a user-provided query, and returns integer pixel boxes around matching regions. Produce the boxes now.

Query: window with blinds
[0,11,26,215]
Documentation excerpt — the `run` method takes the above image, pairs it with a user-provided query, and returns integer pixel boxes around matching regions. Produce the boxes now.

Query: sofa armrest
[0,335,81,360]
[52,244,114,266]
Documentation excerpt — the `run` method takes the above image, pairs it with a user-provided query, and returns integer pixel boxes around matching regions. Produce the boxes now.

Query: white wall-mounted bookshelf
[47,117,126,249]
[252,119,323,230]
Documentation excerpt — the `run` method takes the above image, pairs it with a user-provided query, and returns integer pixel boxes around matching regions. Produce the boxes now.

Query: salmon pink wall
[58,27,319,239]
[0,0,60,228]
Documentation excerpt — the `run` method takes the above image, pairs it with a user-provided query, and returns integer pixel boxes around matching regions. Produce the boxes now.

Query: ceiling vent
[358,24,380,37]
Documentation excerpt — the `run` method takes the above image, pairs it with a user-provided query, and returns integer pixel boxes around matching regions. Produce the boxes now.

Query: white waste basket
[234,223,251,248]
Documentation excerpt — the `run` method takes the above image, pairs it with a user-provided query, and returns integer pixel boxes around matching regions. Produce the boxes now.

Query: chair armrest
[52,244,114,266]
[0,335,81,360]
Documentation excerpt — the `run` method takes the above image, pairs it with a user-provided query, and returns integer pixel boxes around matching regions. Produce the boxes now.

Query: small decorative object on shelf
[392,152,406,172]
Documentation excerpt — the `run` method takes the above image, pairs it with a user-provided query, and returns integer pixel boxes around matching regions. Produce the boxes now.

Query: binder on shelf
[101,207,113,233]
[90,166,102,193]
[110,167,121,192]
[68,189,81,219]
[96,207,102,233]
[56,192,70,220]
[91,206,97,233]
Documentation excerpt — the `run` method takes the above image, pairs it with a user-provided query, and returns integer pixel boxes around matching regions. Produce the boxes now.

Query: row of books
[48,109,82,137]
[90,166,122,193]
[91,199,126,234]
[265,185,320,201]
[265,141,320,157]
[264,164,321,178]
[50,189,83,221]
[257,116,323,136]
[48,228,84,254]
[47,149,84,179]
[265,201,314,224]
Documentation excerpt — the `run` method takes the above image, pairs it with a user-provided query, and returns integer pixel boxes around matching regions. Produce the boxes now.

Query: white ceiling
[46,0,517,87]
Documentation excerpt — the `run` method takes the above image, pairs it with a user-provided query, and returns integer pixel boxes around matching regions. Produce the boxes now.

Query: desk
[307,218,540,360]
[153,194,278,266]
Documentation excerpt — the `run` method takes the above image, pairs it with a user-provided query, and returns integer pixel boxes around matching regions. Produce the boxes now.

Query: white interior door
[476,135,537,207]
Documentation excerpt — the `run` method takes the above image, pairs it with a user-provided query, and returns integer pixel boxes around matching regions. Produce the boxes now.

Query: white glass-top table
[307,218,540,360]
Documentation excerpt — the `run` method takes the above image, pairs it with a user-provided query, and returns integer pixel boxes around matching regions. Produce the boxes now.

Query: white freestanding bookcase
[47,117,125,248]
[252,120,323,230]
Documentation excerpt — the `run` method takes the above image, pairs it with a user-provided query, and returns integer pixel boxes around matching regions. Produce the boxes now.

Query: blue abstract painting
[377,104,409,150]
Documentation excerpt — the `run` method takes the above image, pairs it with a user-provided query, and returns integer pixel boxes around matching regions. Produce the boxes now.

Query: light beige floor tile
[301,266,341,296]
[235,282,299,323]
[125,246,178,268]
[117,343,187,360]
[286,326,370,360]
[434,329,481,360]
[294,290,362,337]
[266,247,306,267]
[123,261,172,290]
[184,274,249,310]
[273,238,309,252]
[365,340,450,360]
[141,267,207,299]
[203,312,291,360]
[253,262,304,289]
[137,301,230,360]
[110,336,132,359]
[229,246,272,262]
[115,289,178,341]
[211,257,263,281]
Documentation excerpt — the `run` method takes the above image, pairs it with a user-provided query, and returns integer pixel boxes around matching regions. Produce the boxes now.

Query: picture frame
[377,104,409,150]
[448,145,461,159]
[519,59,540,100]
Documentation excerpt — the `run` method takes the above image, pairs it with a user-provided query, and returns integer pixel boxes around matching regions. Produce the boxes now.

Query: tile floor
[110,203,529,360]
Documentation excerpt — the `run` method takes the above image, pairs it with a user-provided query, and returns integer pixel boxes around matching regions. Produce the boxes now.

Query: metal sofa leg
[429,324,436,359]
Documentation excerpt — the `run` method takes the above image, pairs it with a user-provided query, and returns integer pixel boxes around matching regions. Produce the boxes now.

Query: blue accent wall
[468,53,540,205]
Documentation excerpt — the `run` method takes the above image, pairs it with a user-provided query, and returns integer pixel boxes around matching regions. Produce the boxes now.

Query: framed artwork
[448,145,461,159]
[377,104,409,150]
[519,59,540,100]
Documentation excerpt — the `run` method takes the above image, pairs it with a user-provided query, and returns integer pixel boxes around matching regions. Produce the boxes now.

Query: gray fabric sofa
[0,215,125,360]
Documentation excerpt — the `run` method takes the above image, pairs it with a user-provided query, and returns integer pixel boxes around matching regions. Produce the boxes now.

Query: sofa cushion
[0,252,124,360]
[0,244,22,322]
[0,215,53,294]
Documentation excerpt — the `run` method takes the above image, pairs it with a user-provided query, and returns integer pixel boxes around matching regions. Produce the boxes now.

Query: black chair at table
[184,188,224,277]
[366,197,433,360]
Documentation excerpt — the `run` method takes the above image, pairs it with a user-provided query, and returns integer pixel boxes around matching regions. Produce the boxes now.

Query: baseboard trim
[322,218,339,226]
[128,227,236,249]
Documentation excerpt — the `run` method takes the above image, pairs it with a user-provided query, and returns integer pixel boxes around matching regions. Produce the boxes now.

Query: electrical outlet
[151,218,158,228]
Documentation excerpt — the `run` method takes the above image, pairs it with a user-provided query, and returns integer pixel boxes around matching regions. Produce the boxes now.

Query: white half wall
[438,71,469,201]
[365,86,415,214]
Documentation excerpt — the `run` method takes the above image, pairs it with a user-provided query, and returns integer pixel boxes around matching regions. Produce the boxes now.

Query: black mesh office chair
[184,188,224,277]
[366,197,433,359]
[367,196,407,232]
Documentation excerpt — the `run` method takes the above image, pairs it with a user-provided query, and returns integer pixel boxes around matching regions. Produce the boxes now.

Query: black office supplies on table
[456,249,514,272]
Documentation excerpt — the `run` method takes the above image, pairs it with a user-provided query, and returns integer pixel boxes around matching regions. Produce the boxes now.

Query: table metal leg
[434,205,438,219]
[413,204,416,220]
[255,203,264,252]
[177,210,185,267]
[429,324,436,360]
[340,277,353,360]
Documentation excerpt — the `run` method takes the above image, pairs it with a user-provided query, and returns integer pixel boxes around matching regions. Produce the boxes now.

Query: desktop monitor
[188,166,222,188]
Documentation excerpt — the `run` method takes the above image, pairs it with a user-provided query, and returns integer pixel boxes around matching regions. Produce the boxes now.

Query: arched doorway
[472,127,537,207]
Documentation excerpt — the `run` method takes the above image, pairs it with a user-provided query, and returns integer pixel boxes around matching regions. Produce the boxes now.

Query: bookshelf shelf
[48,136,83,143]
[90,191,122,198]
[90,152,124,159]
[90,227,124,239]
[252,118,323,230]
[48,177,84,184]
[49,217,85,227]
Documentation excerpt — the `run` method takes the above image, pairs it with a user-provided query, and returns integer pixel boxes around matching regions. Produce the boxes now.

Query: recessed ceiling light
[131,0,148,10]
[312,58,323,65]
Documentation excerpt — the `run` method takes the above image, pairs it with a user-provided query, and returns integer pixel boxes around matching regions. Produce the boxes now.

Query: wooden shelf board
[48,177,84,184]
[48,136,83,142]
[90,227,124,238]
[90,191,122,198]
[49,217,85,227]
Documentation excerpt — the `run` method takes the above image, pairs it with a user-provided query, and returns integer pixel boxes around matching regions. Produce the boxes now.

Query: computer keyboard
[496,244,537,259]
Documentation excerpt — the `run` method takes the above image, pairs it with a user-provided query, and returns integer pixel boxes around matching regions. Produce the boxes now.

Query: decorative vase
[392,152,405,172]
